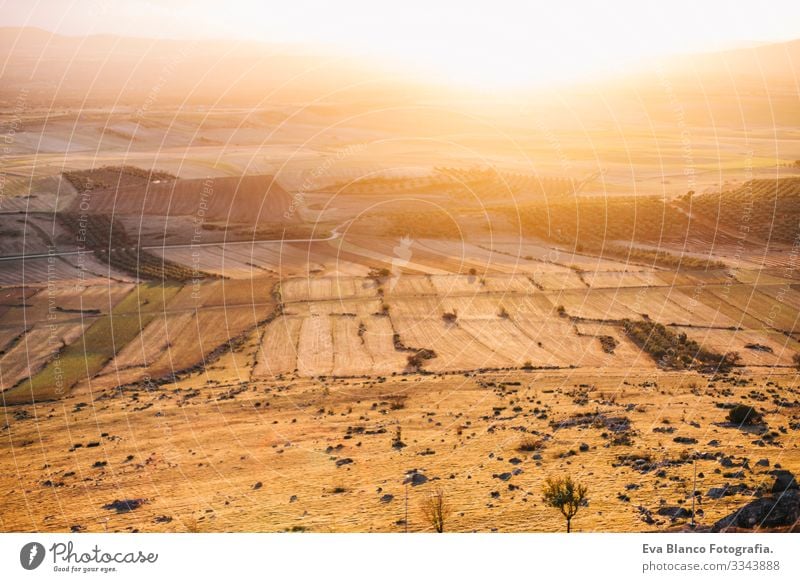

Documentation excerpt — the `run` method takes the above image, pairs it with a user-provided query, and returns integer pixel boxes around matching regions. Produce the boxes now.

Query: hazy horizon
[2,0,800,88]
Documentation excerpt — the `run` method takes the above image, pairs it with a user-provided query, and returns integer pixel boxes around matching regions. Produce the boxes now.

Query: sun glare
[5,0,800,89]
[195,0,800,88]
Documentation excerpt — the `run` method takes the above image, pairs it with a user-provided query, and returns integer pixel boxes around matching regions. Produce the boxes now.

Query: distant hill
[0,27,424,107]
[70,174,301,224]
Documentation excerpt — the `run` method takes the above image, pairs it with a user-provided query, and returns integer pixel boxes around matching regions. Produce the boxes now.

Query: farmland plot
[148,307,262,377]
[392,313,509,371]
[296,312,334,376]
[101,312,196,375]
[481,274,539,294]
[0,322,87,391]
[2,283,181,403]
[509,317,608,367]
[1,284,134,327]
[692,286,777,330]
[705,286,800,332]
[0,324,28,354]
[331,315,374,375]
[281,277,377,302]
[360,315,408,374]
[383,275,438,297]
[582,270,660,289]
[554,289,641,321]
[758,286,800,313]
[532,271,588,290]
[671,326,800,366]
[456,318,539,365]
[574,322,657,368]
[0,287,37,319]
[253,316,304,377]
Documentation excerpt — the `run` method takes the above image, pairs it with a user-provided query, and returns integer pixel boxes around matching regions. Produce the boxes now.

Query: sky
[2,0,800,87]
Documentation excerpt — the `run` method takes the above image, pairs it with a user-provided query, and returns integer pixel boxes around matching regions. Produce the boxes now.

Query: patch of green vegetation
[63,165,176,193]
[599,244,726,270]
[687,178,800,244]
[621,318,739,372]
[3,283,181,404]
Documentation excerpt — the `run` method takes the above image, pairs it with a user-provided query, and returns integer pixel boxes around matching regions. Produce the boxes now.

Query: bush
[421,486,452,533]
[727,404,762,426]
[517,437,544,452]
[407,348,437,371]
[442,311,458,323]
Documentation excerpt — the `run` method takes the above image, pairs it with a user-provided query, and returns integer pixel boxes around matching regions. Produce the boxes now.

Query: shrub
[517,437,544,452]
[407,348,437,371]
[442,311,458,323]
[727,404,762,426]
[421,486,451,533]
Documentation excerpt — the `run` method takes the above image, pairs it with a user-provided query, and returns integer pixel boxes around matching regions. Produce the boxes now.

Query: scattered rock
[102,499,147,513]
[403,471,428,486]
[722,471,745,479]
[380,494,394,503]
[657,506,692,520]
[712,490,800,531]
[707,483,750,499]
[252,482,263,490]
[771,470,798,494]
[673,436,698,445]
[637,505,655,525]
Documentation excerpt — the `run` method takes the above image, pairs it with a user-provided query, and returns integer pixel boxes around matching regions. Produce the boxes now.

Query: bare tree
[542,475,588,533]
[421,486,451,533]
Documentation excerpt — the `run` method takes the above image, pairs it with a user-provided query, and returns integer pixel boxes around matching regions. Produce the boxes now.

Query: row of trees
[58,212,212,282]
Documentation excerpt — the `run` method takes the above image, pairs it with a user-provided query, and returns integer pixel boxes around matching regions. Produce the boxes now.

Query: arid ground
[1,29,799,533]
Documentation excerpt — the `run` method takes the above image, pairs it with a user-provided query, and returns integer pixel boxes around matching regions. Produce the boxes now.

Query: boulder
[771,470,798,494]
[673,436,698,444]
[657,506,692,520]
[712,490,800,531]
[403,471,428,486]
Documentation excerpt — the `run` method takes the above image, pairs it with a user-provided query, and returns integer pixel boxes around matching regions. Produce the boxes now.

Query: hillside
[69,174,301,224]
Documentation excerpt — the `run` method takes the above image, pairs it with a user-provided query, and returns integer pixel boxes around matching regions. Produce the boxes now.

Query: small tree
[542,475,588,533]
[421,486,451,533]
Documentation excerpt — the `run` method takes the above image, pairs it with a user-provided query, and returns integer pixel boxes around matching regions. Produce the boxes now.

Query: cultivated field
[2,61,800,533]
